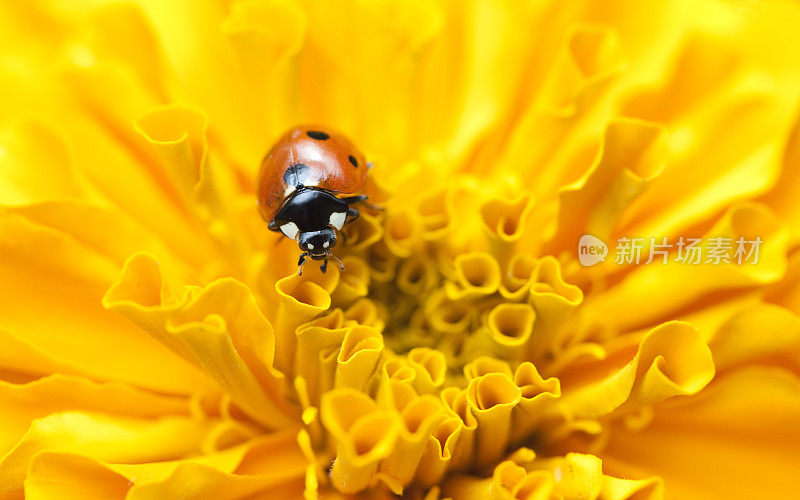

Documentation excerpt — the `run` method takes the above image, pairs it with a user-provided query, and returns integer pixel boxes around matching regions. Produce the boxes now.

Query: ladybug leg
[297,252,309,275]
[344,207,360,226]
[270,220,285,246]
[320,259,328,274]
[341,194,383,213]
[340,195,368,205]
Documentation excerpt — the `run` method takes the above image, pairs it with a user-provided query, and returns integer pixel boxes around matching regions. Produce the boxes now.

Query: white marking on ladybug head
[323,241,329,248]
[279,222,299,240]
[329,212,346,230]
[307,243,314,250]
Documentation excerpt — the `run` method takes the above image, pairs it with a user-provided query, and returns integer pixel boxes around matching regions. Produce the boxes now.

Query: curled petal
[336,325,384,392]
[344,298,386,331]
[463,356,513,381]
[528,256,584,358]
[105,253,293,428]
[415,416,463,487]
[407,348,447,395]
[499,253,538,301]
[560,322,714,419]
[396,254,440,296]
[383,208,422,258]
[486,303,537,360]
[445,252,502,301]
[331,256,371,308]
[294,324,347,408]
[511,362,561,444]
[546,118,667,254]
[441,388,477,471]
[379,395,447,490]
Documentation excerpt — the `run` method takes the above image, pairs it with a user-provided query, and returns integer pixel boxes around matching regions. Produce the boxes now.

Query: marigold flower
[1,1,799,499]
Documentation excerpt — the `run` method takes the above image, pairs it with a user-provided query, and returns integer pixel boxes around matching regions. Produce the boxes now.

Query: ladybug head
[298,228,337,259]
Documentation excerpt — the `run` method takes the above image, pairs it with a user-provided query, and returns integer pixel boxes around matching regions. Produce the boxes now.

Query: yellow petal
[599,475,664,500]
[528,256,583,359]
[760,111,800,244]
[559,322,714,419]
[511,362,561,444]
[709,303,800,372]
[331,257,371,308]
[546,118,667,254]
[0,412,214,497]
[379,395,447,490]
[274,268,336,375]
[294,325,348,407]
[24,427,305,499]
[222,0,306,79]
[407,348,447,395]
[105,253,294,428]
[0,219,209,395]
[584,203,787,333]
[25,452,131,500]
[621,34,794,239]
[602,367,800,499]
[321,388,399,493]
[445,252,501,301]
[466,372,521,470]
[0,121,87,205]
[336,325,384,392]
[414,417,463,487]
[0,374,190,456]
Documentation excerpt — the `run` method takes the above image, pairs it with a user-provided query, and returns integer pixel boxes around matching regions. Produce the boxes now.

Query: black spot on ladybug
[283,163,310,187]
[348,155,358,168]
[306,130,330,141]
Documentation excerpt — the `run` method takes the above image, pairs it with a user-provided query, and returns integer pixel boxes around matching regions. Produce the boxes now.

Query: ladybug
[257,125,371,275]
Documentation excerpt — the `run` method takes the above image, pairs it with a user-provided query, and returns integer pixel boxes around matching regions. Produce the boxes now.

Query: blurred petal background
[0,0,799,498]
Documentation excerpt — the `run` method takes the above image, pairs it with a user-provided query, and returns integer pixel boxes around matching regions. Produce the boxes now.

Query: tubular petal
[446,252,502,300]
[274,271,335,375]
[466,372,522,470]
[336,325,384,392]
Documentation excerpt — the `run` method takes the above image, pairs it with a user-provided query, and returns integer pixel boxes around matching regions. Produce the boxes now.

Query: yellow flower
[1,0,800,499]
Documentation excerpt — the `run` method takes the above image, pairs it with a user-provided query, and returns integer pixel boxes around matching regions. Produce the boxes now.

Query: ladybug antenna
[327,251,345,271]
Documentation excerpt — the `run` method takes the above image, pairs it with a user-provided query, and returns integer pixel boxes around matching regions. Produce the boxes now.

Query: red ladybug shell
[257,125,368,221]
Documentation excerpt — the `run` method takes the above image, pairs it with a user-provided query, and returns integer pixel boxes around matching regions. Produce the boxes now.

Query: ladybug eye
[329,212,347,230]
[279,222,300,240]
